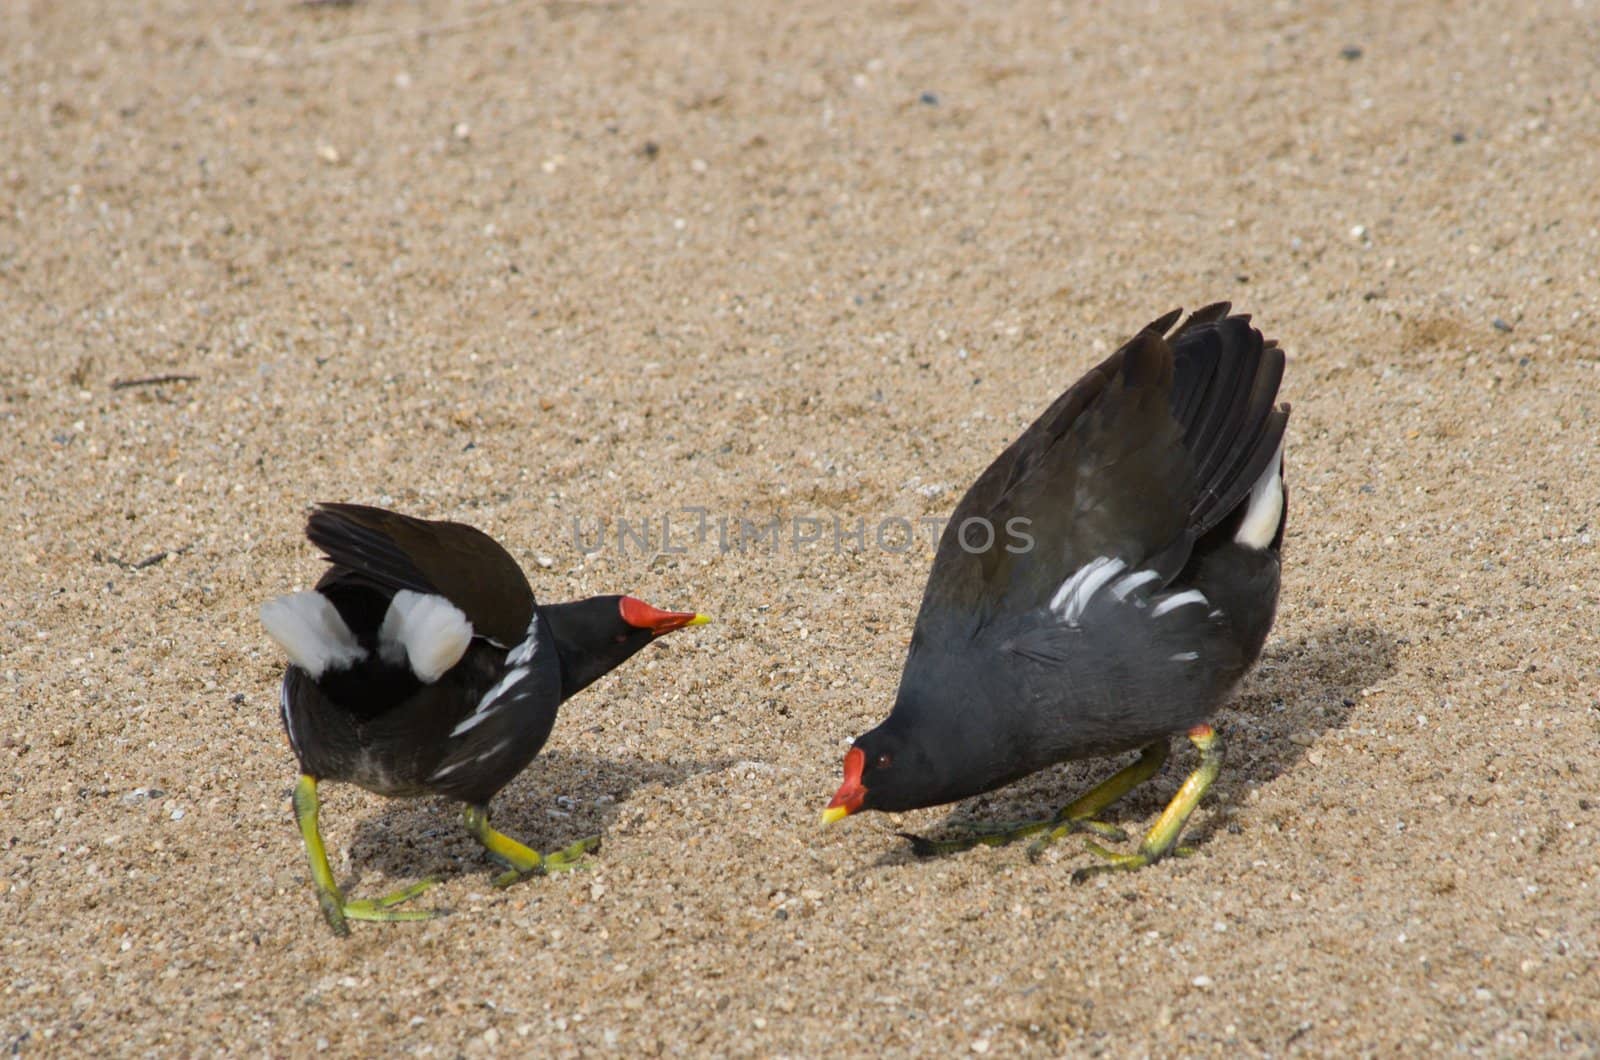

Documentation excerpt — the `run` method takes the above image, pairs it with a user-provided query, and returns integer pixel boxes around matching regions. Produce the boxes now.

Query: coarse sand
[3,0,1598,1054]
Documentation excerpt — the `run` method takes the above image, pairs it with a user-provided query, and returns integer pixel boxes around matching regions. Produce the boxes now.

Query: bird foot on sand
[1024,818,1131,862]
[1069,840,1198,883]
[490,835,602,889]
[317,877,442,935]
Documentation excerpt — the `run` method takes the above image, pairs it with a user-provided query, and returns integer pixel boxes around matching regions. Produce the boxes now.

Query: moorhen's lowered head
[822,714,950,820]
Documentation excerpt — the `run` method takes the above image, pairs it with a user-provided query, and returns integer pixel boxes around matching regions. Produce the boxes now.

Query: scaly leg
[1024,739,1172,860]
[1073,724,1223,883]
[905,741,1170,858]
[461,804,600,889]
[292,775,439,937]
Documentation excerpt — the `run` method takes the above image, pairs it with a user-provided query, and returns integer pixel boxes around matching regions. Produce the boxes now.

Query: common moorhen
[260,503,708,934]
[824,305,1289,880]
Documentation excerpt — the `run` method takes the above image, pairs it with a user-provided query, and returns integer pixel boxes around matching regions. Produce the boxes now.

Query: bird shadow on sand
[878,623,1399,866]
[343,750,730,888]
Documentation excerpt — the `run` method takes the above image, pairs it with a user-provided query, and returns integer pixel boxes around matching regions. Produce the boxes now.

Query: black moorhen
[824,305,1289,881]
[260,503,708,934]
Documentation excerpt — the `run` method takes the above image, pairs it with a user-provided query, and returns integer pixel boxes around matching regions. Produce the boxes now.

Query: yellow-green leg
[292,775,439,937]
[1022,739,1172,859]
[1073,724,1223,884]
[905,741,1170,858]
[461,805,600,889]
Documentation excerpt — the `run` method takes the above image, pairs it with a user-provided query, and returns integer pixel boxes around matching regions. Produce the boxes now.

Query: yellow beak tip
[688,613,712,626]
[820,806,849,826]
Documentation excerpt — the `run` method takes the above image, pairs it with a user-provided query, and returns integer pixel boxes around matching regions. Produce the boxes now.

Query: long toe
[542,834,601,871]
[1028,816,1132,862]
[902,832,980,857]
[1071,849,1154,884]
[1069,818,1129,842]
[492,866,536,889]
[491,835,601,887]
[342,878,444,922]
[342,901,443,923]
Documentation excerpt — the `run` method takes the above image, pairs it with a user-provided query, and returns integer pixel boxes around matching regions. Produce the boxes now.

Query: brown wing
[305,503,536,646]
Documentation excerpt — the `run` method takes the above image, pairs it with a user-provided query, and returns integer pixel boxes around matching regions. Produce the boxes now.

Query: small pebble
[919,91,940,106]
[1340,44,1363,60]
[1492,318,1513,333]
[1193,975,1215,989]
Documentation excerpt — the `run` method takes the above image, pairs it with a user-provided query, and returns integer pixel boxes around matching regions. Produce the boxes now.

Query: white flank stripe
[449,666,528,737]
[1109,569,1161,601]
[1049,557,1126,624]
[279,680,300,758]
[1236,439,1286,549]
[260,591,365,679]
[430,758,467,780]
[1169,651,1200,662]
[506,615,540,666]
[380,590,474,684]
[474,739,513,763]
[1151,589,1209,619]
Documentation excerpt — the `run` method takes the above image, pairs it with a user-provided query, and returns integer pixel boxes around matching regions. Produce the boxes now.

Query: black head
[822,718,942,820]
[540,594,708,701]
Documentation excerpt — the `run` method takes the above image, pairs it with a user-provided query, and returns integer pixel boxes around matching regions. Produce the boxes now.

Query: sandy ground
[4,0,1599,1054]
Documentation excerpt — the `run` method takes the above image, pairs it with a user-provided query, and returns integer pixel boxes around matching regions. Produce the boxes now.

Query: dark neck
[538,598,648,702]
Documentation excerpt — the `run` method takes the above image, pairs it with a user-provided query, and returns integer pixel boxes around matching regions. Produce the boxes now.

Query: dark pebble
[918,91,940,106]
[1339,44,1363,60]
[774,908,788,920]
[640,140,660,159]
[1492,318,1513,332]
[1451,131,1467,144]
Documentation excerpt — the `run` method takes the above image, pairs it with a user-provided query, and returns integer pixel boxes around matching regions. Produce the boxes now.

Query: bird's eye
[875,753,893,770]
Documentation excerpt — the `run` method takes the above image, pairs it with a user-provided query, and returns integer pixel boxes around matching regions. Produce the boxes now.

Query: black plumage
[825,305,1289,877]
[262,503,706,933]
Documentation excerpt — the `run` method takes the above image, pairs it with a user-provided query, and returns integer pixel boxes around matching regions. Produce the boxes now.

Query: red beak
[618,596,710,636]
[823,747,867,824]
